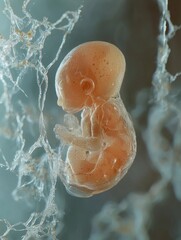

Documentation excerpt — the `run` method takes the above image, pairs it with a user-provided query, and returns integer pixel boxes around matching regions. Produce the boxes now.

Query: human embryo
[54,41,136,197]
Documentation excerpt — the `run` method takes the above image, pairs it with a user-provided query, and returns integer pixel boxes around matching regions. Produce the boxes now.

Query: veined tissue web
[146,0,181,201]
[0,0,81,239]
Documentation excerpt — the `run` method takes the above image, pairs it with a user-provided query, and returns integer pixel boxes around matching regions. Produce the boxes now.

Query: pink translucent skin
[54,41,136,197]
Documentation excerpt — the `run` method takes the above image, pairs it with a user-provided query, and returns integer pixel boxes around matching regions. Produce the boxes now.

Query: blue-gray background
[0,0,181,239]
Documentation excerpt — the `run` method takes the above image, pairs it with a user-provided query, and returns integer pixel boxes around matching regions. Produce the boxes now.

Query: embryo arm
[54,124,101,151]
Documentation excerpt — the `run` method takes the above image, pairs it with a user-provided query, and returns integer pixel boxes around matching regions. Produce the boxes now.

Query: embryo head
[55,41,126,112]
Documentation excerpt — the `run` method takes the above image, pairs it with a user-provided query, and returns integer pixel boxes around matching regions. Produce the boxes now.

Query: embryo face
[55,60,87,112]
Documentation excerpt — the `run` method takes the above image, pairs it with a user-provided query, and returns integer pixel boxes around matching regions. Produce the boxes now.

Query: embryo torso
[64,98,136,197]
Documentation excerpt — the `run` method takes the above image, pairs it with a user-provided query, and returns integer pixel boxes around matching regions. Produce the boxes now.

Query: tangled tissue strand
[54,41,136,197]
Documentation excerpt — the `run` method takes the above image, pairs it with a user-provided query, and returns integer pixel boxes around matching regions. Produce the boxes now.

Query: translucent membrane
[54,41,137,197]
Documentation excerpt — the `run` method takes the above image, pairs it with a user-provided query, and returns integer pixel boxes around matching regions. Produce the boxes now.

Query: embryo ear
[80,78,95,95]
